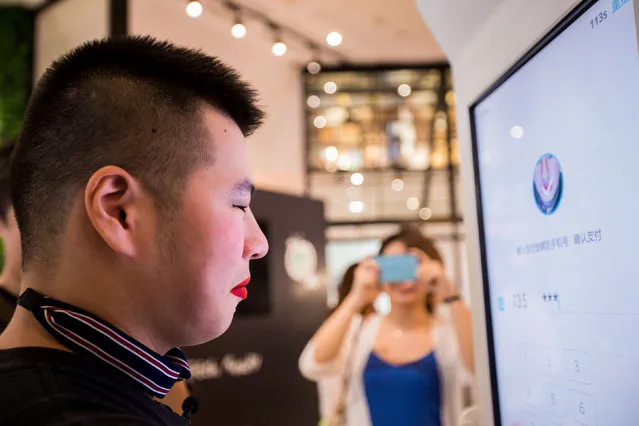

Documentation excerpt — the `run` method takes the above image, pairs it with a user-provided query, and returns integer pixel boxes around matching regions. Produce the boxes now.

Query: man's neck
[11,272,172,355]
[0,307,70,351]
[0,268,20,299]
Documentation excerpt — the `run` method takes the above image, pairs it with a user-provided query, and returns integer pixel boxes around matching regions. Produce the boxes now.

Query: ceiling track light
[186,0,203,18]
[215,0,349,63]
[272,41,288,56]
[231,16,247,39]
[231,21,247,39]
[268,22,287,56]
[226,1,247,39]
[326,31,343,47]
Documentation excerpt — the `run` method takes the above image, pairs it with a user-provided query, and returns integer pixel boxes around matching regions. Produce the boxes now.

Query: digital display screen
[471,0,639,424]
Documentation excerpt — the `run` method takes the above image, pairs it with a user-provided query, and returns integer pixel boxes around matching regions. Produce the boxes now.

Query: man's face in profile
[151,108,268,347]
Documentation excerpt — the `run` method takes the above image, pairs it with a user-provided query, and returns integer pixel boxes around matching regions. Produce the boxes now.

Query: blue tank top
[363,351,441,426]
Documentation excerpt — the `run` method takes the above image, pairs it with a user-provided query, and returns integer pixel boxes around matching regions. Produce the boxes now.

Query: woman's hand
[409,248,457,301]
[344,258,380,312]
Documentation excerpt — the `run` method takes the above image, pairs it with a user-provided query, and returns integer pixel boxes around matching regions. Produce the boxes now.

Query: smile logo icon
[533,153,563,215]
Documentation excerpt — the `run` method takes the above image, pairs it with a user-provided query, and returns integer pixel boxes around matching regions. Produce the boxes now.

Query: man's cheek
[212,220,245,255]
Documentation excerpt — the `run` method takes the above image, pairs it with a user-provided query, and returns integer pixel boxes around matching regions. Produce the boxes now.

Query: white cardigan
[299,306,473,426]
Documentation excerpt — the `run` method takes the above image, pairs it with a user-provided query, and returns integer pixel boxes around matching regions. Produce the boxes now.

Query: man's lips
[231,277,251,300]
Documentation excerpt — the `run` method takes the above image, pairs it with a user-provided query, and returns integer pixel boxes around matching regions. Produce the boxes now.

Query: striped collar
[17,288,191,398]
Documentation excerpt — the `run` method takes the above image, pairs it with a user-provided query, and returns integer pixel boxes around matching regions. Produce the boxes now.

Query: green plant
[0,7,33,140]
[0,7,31,271]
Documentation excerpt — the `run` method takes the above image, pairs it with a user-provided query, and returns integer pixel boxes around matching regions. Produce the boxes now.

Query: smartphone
[374,254,418,283]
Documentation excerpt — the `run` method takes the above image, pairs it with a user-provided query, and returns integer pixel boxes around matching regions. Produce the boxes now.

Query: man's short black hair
[0,140,14,223]
[12,36,264,267]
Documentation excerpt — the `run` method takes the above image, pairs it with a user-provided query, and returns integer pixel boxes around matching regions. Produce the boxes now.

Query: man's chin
[181,314,235,347]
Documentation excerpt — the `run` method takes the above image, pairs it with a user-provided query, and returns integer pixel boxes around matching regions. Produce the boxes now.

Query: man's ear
[84,166,144,257]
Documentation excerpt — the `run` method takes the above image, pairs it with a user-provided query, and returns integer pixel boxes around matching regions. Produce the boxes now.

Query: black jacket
[0,347,189,426]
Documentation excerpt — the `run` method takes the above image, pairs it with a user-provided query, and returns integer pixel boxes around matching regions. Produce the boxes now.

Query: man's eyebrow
[233,179,255,195]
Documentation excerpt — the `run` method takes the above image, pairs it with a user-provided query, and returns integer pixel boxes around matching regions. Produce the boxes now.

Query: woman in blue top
[300,229,474,426]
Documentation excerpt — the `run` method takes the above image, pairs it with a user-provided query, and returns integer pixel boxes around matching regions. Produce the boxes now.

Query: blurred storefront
[303,65,469,305]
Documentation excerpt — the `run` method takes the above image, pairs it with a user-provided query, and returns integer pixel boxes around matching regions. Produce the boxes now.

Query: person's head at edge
[0,139,20,297]
[378,226,444,314]
[4,36,269,353]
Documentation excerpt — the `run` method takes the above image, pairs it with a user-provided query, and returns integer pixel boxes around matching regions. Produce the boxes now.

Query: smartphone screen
[375,254,418,283]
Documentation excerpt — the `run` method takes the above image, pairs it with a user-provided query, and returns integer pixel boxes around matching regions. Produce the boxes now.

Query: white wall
[129,0,306,196]
[34,0,109,80]
[415,0,580,424]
